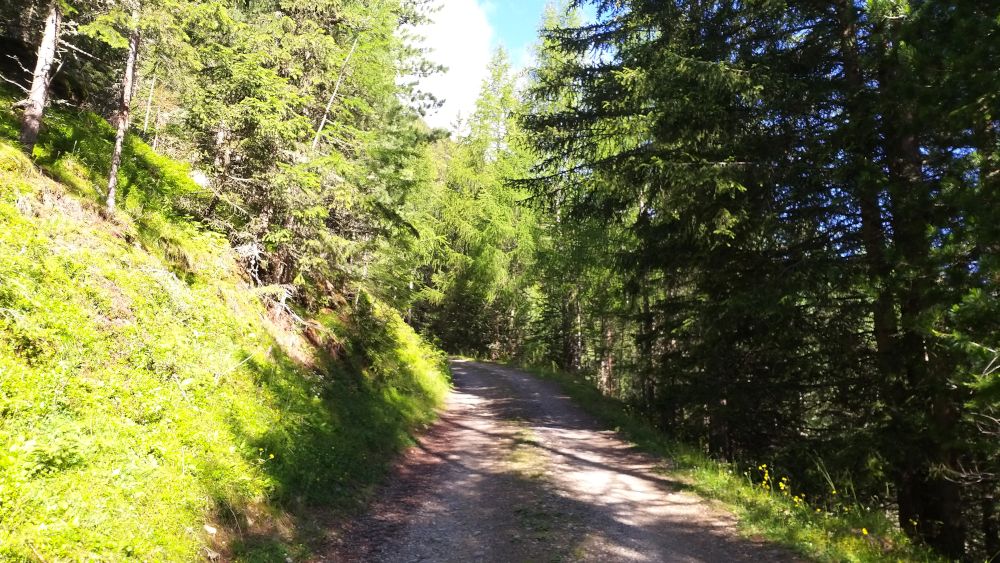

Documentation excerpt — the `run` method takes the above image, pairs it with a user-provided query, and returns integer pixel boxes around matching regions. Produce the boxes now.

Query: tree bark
[312,34,360,151]
[836,0,897,379]
[985,489,999,561]
[834,6,965,552]
[106,27,141,213]
[20,3,38,44]
[205,122,229,219]
[142,75,156,133]
[598,314,616,395]
[639,286,655,412]
[974,101,999,270]
[888,114,966,562]
[561,286,583,372]
[152,108,161,150]
[20,2,61,152]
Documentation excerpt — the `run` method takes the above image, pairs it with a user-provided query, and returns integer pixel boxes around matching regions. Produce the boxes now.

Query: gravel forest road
[320,360,798,562]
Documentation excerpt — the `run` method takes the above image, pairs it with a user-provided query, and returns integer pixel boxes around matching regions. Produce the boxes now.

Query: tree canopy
[2,0,997,559]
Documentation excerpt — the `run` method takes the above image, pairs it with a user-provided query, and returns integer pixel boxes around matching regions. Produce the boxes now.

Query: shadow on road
[318,360,799,562]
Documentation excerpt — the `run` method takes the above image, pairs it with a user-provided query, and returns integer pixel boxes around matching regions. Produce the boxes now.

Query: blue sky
[485,1,553,68]
[417,0,565,129]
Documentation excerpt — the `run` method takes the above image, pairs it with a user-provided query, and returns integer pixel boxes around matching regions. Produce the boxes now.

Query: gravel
[318,360,800,562]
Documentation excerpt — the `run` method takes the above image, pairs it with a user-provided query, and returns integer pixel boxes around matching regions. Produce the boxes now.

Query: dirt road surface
[320,360,798,562]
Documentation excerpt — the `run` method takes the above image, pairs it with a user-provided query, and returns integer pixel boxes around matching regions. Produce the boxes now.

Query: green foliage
[4,0,997,559]
[519,1,1000,559]
[6,0,441,309]
[0,134,449,560]
[517,363,940,563]
[385,50,541,359]
[150,0,441,310]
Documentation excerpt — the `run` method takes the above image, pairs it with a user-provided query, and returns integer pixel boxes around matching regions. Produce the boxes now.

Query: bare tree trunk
[20,3,38,44]
[875,14,965,556]
[598,315,616,395]
[204,121,229,219]
[984,488,999,560]
[142,75,156,133]
[562,286,582,372]
[20,2,60,151]
[106,27,141,213]
[152,108,161,150]
[836,0,896,377]
[639,286,654,412]
[312,34,360,151]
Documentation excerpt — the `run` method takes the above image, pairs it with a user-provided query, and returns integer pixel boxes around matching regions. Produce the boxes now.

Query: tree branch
[0,72,29,94]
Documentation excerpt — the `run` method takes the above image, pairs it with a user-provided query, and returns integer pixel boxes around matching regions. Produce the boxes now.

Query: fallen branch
[1,72,29,94]
[58,38,100,61]
[5,54,32,75]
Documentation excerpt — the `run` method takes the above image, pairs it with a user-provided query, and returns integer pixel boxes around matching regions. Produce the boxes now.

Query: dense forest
[517,3,1000,560]
[0,0,997,560]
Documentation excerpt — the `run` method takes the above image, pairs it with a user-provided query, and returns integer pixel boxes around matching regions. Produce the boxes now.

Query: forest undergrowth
[1,0,997,560]
[0,96,450,561]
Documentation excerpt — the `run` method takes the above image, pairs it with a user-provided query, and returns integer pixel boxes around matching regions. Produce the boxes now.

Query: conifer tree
[18,0,61,151]
[524,1,1000,557]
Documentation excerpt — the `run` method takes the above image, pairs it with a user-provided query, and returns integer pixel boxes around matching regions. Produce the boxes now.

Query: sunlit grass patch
[0,99,451,560]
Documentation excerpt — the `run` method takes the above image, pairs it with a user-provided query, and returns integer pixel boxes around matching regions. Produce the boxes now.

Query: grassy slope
[514,364,941,563]
[0,101,450,561]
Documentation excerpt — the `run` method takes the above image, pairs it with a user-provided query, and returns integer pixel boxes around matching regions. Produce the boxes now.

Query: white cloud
[511,42,536,75]
[415,0,495,130]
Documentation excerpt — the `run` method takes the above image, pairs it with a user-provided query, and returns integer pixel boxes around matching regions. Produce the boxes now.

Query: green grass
[514,363,941,563]
[0,98,450,560]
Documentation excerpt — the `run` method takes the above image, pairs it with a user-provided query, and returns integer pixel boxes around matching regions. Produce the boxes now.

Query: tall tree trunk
[836,6,964,551]
[974,101,999,268]
[984,488,999,560]
[205,122,229,219]
[598,314,616,395]
[152,108,161,151]
[142,75,156,133]
[562,286,582,372]
[974,106,999,560]
[639,285,655,412]
[20,2,60,152]
[879,19,966,557]
[885,114,966,558]
[19,3,38,44]
[106,27,141,213]
[312,34,360,150]
[836,0,897,379]
[885,128,965,555]
[574,287,583,370]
